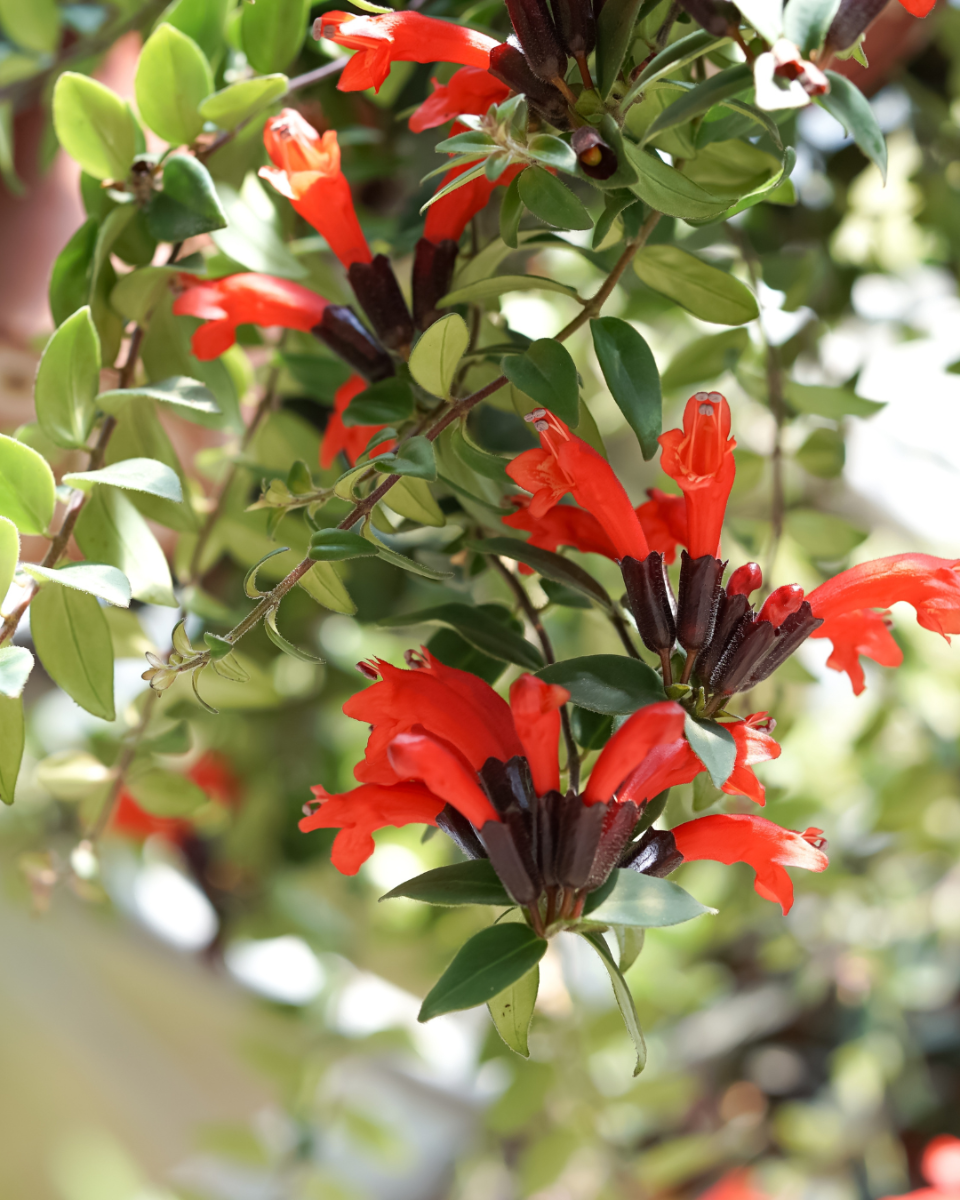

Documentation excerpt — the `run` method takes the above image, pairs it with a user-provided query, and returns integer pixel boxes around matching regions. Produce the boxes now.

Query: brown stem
[655,0,682,50]
[659,648,673,686]
[551,75,580,107]
[680,650,697,684]
[87,688,160,843]
[575,54,594,90]
[0,327,144,646]
[610,607,640,658]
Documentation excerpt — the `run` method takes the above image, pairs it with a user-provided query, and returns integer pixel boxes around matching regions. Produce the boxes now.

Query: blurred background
[1,1,960,1197]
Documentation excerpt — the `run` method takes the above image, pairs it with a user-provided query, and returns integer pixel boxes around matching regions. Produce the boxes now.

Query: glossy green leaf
[409,314,470,398]
[264,609,324,663]
[309,529,379,561]
[376,436,438,482]
[643,64,753,144]
[0,645,33,699]
[0,433,56,534]
[0,0,60,52]
[596,0,645,98]
[0,515,17,601]
[49,217,98,327]
[298,561,357,614]
[0,695,23,804]
[784,0,842,53]
[63,457,184,503]
[796,427,845,477]
[468,537,614,612]
[489,966,539,1058]
[135,24,213,146]
[614,925,645,972]
[501,340,579,426]
[518,167,593,232]
[52,73,137,182]
[373,542,453,581]
[536,655,665,714]
[104,399,196,532]
[419,924,548,1022]
[588,869,716,926]
[74,487,177,607]
[634,246,759,325]
[817,71,887,181]
[342,377,414,427]
[450,425,508,481]
[212,182,306,279]
[385,477,445,528]
[241,0,309,73]
[381,860,512,906]
[785,509,868,559]
[142,719,191,755]
[621,30,728,106]
[439,274,580,307]
[500,174,523,249]
[526,134,577,173]
[380,603,545,671]
[24,562,131,609]
[127,767,208,817]
[31,584,115,720]
[580,931,647,1075]
[147,155,227,241]
[624,143,737,220]
[682,714,735,786]
[280,353,352,401]
[97,375,221,419]
[34,305,101,449]
[199,74,289,127]
[662,329,750,390]
[590,317,661,460]
[782,379,883,418]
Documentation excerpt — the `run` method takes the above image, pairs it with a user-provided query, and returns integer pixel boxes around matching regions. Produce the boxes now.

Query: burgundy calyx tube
[571,126,618,180]
[620,552,677,656]
[708,617,778,696]
[621,828,684,877]
[313,306,395,381]
[436,804,488,859]
[412,237,459,331]
[488,43,571,128]
[824,0,889,51]
[552,0,596,85]
[694,590,751,688]
[678,0,738,34]
[583,800,639,891]
[743,602,823,689]
[676,552,726,655]
[504,0,567,83]
[347,254,415,354]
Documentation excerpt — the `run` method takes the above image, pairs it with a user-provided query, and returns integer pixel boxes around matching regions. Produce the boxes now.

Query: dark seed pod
[571,126,618,180]
[824,0,888,52]
[676,552,726,654]
[412,237,459,331]
[312,306,395,381]
[621,552,677,655]
[620,828,684,877]
[504,0,567,82]
[553,0,596,59]
[488,43,571,128]
[347,254,414,354]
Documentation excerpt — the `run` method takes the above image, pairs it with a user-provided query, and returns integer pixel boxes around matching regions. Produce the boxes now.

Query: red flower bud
[758,583,805,628]
[727,562,762,598]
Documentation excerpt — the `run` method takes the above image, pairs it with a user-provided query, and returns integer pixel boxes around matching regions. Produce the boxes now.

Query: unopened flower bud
[412,237,458,331]
[758,583,805,627]
[621,552,677,656]
[313,305,395,381]
[727,561,762,598]
[572,126,618,180]
[678,0,739,36]
[488,43,571,128]
[824,0,887,53]
[676,552,726,653]
[504,0,567,83]
[347,254,415,353]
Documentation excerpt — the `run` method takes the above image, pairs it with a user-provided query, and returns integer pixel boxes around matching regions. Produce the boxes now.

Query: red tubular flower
[508,674,569,795]
[317,11,499,93]
[672,814,828,913]
[425,158,525,244]
[698,1170,770,1200]
[582,701,687,803]
[506,410,650,562]
[409,66,510,133]
[658,391,737,559]
[173,272,329,360]
[320,374,396,469]
[502,496,619,567]
[636,488,688,563]
[386,732,499,827]
[725,713,781,805]
[811,610,901,695]
[260,110,371,271]
[879,1134,960,1199]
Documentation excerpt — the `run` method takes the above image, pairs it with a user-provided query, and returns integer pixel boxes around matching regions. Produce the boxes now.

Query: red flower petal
[922,1135,960,1190]
[509,673,569,794]
[584,701,687,803]
[409,66,509,133]
[502,496,619,562]
[722,713,781,806]
[320,374,395,469]
[672,814,828,913]
[616,738,702,805]
[387,731,499,828]
[698,1170,770,1200]
[658,392,736,558]
[636,488,688,563]
[896,0,936,16]
[424,158,524,244]
[810,609,902,695]
[807,553,960,638]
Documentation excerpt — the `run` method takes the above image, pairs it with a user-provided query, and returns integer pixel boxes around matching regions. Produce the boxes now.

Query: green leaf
[634,246,759,325]
[49,217,98,327]
[241,0,309,73]
[781,379,883,418]
[0,696,23,804]
[386,477,445,527]
[204,632,234,660]
[450,425,508,480]
[0,645,33,699]
[374,542,453,581]
[662,328,750,390]
[785,509,868,559]
[212,181,306,279]
[379,603,545,671]
[783,0,842,53]
[526,134,577,173]
[817,71,887,181]
[440,274,580,307]
[622,143,735,220]
[501,340,579,427]
[681,714,735,786]
[341,376,413,427]
[621,30,728,106]
[298,560,356,614]
[381,859,512,906]
[63,457,184,503]
[264,608,324,663]
[518,167,593,232]
[104,399,196,532]
[52,72,138,181]
[135,24,213,146]
[643,65,753,145]
[596,0,645,98]
[280,353,351,401]
[127,767,208,817]
[199,74,289,127]
[98,375,221,419]
[796,427,845,477]
[74,487,177,607]
[588,869,716,926]
[409,313,470,398]
[536,654,665,714]
[468,537,613,612]
[0,433,56,534]
[489,966,539,1058]
[419,924,548,1022]
[580,931,647,1075]
[31,584,115,720]
[590,317,661,460]
[0,0,60,52]
[0,514,17,601]
[34,305,101,449]
[142,719,191,755]
[500,174,523,249]
[309,528,379,561]
[147,155,228,241]
[614,925,645,972]
[23,562,131,609]
[377,436,438,482]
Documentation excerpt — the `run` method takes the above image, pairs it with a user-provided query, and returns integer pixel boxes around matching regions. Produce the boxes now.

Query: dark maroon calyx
[313,306,395,381]
[676,552,726,655]
[503,0,567,83]
[488,43,571,129]
[437,804,487,860]
[621,552,677,656]
[694,590,750,688]
[571,126,618,180]
[412,238,458,331]
[347,254,415,353]
[620,827,683,877]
